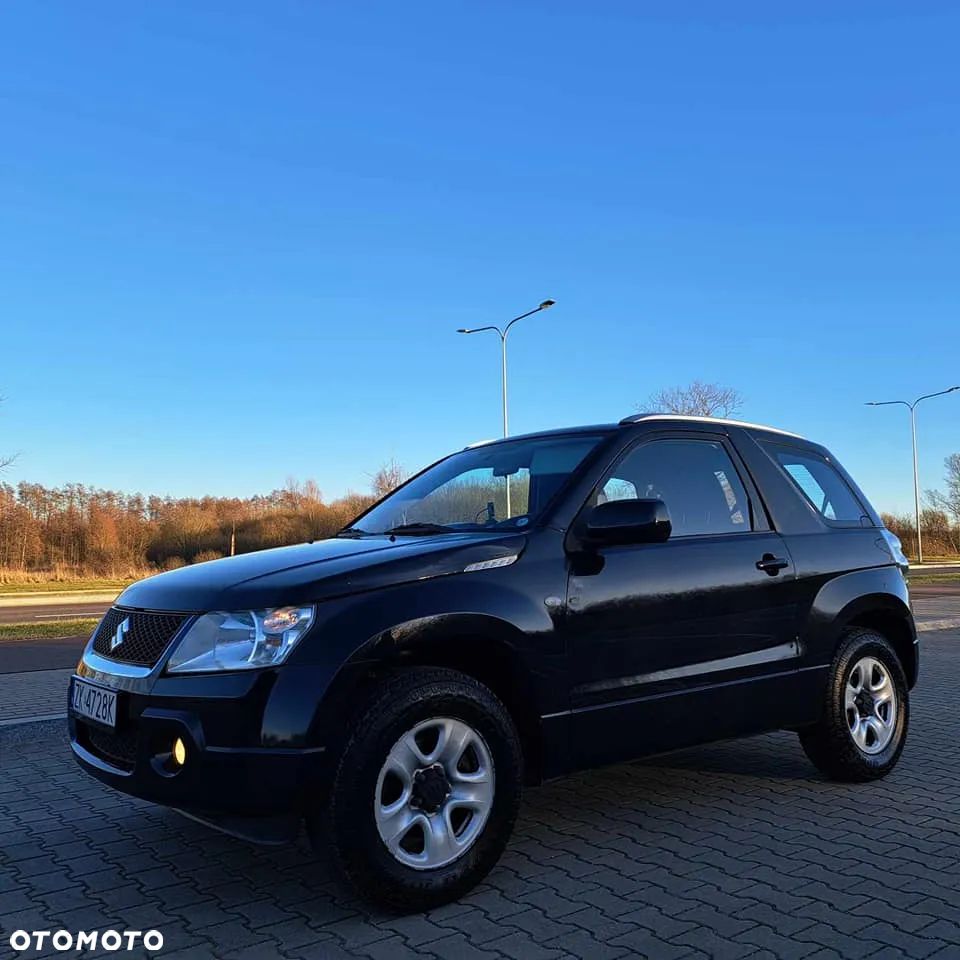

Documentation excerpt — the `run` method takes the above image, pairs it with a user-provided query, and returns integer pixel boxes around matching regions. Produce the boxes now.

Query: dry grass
[0,618,100,641]
[0,579,132,595]
[910,572,960,584]
[0,565,146,593]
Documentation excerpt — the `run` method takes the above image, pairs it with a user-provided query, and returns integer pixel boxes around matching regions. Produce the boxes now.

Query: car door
[563,431,803,769]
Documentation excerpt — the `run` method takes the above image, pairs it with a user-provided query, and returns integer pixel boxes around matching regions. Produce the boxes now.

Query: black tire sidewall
[824,631,909,776]
[326,672,522,907]
[838,636,908,769]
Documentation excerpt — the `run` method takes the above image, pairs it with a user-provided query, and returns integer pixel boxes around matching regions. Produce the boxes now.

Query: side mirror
[584,498,672,547]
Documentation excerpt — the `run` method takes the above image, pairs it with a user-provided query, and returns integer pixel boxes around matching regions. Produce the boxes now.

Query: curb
[0,711,68,727]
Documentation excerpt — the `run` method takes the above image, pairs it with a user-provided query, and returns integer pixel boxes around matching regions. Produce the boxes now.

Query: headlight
[167,606,315,673]
[881,529,909,568]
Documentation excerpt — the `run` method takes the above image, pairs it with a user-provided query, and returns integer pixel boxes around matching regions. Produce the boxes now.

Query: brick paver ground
[2,631,960,960]
[0,669,73,724]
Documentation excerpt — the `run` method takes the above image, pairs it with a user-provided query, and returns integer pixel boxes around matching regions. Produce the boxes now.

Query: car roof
[465,414,803,450]
[463,424,617,449]
[619,412,804,439]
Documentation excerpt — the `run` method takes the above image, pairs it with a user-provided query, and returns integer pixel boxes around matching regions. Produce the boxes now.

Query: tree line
[0,468,405,579]
[883,453,960,558]
[881,509,960,559]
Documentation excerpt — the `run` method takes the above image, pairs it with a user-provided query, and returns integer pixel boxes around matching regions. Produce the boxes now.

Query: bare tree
[926,453,960,531]
[646,380,744,418]
[371,458,408,498]
[0,395,16,472]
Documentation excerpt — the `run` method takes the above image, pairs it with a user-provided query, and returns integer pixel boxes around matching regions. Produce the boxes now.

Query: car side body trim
[572,639,802,697]
[543,663,830,720]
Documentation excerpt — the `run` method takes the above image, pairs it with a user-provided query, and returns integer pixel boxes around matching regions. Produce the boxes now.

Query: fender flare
[803,566,917,685]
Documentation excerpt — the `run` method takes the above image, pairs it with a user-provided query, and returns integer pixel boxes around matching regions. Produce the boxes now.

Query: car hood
[117,532,526,612]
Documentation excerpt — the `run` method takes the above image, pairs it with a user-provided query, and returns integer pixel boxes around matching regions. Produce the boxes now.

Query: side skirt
[547,665,829,774]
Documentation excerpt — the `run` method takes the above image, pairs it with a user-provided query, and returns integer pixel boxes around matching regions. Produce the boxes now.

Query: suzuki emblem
[110,617,130,651]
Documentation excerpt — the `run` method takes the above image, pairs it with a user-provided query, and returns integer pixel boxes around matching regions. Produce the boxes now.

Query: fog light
[172,737,187,767]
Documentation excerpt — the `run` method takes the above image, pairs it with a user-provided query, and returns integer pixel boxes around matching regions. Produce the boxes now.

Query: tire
[799,627,909,782]
[308,667,523,911]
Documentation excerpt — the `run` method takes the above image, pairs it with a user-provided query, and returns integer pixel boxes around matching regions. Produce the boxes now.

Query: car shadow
[634,729,819,780]
[150,728,818,910]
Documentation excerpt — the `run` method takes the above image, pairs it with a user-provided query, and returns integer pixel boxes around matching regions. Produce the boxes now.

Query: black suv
[70,415,916,910]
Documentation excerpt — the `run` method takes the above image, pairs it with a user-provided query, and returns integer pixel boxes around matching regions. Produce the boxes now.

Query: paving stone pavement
[0,669,72,724]
[2,632,960,960]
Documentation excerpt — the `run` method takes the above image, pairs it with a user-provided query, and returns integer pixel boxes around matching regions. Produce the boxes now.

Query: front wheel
[799,627,909,782]
[309,667,523,911]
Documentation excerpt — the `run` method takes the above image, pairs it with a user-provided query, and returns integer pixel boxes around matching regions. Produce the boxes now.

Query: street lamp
[456,299,555,438]
[866,385,959,564]
[458,299,556,518]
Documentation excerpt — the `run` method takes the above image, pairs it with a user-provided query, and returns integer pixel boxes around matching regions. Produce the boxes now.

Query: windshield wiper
[336,527,370,538]
[383,522,457,536]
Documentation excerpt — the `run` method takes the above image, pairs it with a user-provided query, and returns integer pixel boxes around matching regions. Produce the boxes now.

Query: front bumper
[68,664,331,830]
[70,710,326,815]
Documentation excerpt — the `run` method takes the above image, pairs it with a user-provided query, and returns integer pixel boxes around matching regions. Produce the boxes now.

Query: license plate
[71,679,117,728]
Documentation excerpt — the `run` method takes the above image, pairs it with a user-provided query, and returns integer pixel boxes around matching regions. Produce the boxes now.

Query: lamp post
[866,386,959,564]
[457,299,555,438]
[457,299,556,516]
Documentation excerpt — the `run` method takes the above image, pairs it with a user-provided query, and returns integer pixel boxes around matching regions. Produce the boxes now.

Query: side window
[596,439,751,537]
[769,447,864,523]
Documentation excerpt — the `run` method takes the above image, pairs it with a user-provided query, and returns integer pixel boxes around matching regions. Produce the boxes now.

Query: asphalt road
[913,581,960,597]
[0,633,91,673]
[912,563,960,575]
[0,598,112,625]
[0,583,955,675]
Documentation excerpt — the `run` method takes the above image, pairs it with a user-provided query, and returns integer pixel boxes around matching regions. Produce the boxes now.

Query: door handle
[756,554,789,575]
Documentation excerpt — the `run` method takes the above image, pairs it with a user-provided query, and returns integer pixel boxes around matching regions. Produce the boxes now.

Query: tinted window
[352,434,605,534]
[416,466,531,526]
[770,447,864,523]
[597,439,751,537]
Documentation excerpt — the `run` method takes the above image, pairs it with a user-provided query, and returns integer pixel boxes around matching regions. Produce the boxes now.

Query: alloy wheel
[374,717,495,870]
[844,655,897,755]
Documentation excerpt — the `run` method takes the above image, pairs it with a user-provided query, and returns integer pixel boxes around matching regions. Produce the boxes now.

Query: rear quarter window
[765,444,867,526]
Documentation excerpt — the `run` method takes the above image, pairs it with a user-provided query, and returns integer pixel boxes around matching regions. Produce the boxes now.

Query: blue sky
[1,2,958,514]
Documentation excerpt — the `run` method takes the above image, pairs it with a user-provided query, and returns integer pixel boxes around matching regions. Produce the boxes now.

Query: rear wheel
[309,667,522,911]
[799,627,909,781]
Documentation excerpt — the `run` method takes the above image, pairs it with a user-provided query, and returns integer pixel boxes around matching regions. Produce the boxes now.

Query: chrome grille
[90,607,190,667]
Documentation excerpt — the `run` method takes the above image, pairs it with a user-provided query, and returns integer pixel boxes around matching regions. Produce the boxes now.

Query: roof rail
[619,413,804,439]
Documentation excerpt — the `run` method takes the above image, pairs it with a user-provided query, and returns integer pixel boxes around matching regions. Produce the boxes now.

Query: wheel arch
[804,566,917,689]
[311,614,547,786]
[841,603,918,688]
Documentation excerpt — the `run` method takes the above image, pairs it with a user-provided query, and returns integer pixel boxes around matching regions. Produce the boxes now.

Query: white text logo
[8,930,163,953]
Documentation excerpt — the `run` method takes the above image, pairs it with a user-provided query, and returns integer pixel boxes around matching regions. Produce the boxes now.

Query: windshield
[347,434,606,535]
